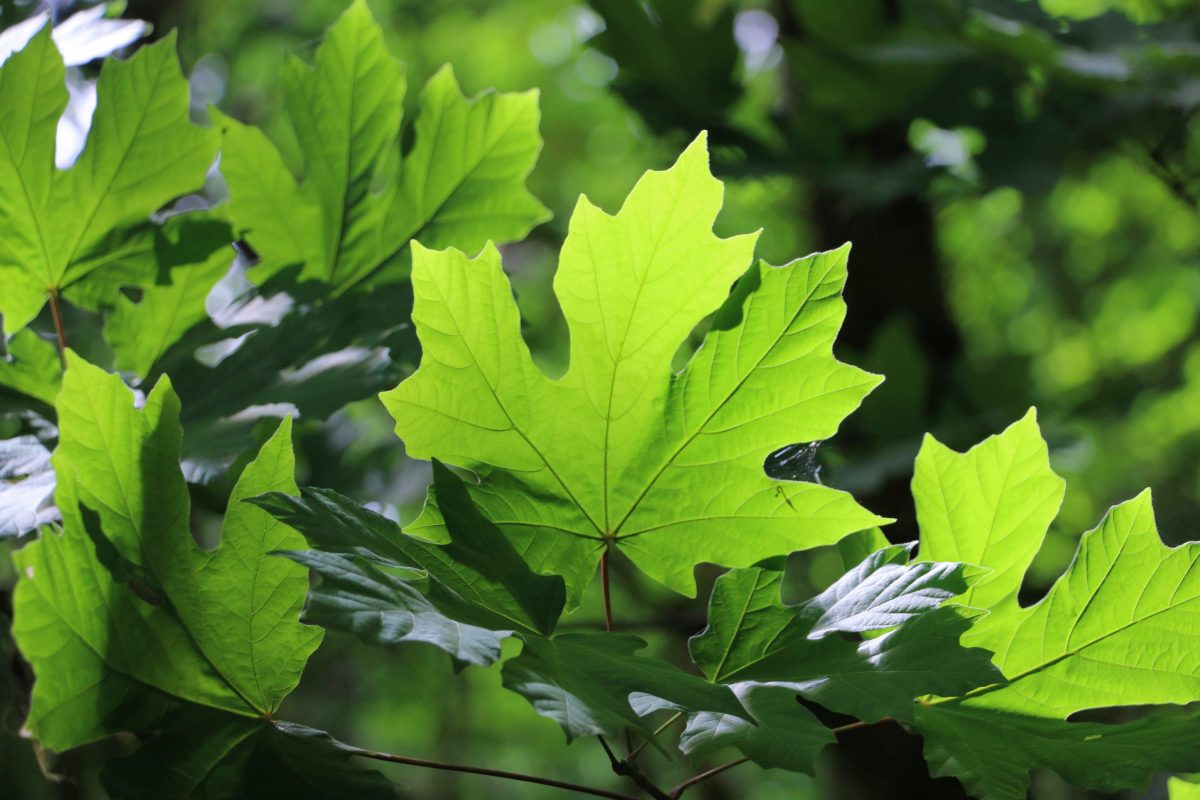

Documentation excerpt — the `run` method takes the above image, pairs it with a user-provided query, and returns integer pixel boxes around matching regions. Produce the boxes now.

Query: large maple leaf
[383,135,886,600]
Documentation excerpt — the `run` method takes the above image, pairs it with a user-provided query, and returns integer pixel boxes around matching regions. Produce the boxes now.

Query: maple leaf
[384,134,886,600]
[0,25,217,335]
[10,355,389,797]
[216,0,548,295]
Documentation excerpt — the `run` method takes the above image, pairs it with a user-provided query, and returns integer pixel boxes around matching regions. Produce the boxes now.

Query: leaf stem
[668,756,748,799]
[627,711,684,762]
[351,745,640,800]
[48,288,67,366]
[600,546,615,632]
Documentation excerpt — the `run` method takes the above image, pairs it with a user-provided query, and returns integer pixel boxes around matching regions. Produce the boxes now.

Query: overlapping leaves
[257,462,750,742]
[145,0,550,478]
[674,542,1000,775]
[909,412,1200,800]
[386,134,886,601]
[255,460,567,667]
[11,355,389,796]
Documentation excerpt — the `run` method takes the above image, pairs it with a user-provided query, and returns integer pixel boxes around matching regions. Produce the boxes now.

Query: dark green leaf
[679,682,833,775]
[102,708,396,800]
[501,632,748,741]
[255,460,566,639]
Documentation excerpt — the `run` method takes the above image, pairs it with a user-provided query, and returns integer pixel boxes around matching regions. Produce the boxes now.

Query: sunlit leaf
[911,414,1200,799]
[217,0,547,294]
[0,26,217,334]
[386,135,885,601]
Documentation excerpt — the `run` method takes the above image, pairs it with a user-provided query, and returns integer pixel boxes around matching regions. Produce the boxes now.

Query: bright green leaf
[912,414,1200,799]
[955,490,1200,716]
[12,354,321,750]
[0,328,61,406]
[913,408,1065,641]
[1171,776,1200,800]
[0,26,218,334]
[217,0,547,294]
[385,135,885,600]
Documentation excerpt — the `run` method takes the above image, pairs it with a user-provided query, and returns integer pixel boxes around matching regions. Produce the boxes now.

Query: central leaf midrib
[596,178,688,532]
[609,255,842,539]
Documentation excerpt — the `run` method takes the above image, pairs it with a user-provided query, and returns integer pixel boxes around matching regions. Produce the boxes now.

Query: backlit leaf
[386,135,885,601]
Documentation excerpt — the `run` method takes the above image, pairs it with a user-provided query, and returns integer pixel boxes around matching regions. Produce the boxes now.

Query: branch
[668,756,748,799]
[598,736,669,800]
[351,745,640,800]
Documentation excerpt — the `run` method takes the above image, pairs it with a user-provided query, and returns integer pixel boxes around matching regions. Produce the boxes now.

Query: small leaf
[0,329,61,406]
[912,408,1065,640]
[689,549,1000,721]
[283,549,505,668]
[501,632,748,741]
[679,682,833,774]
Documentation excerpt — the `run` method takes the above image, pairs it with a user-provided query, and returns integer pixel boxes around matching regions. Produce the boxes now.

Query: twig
[352,745,639,800]
[47,289,67,366]
[830,717,891,735]
[598,736,670,800]
[668,756,749,799]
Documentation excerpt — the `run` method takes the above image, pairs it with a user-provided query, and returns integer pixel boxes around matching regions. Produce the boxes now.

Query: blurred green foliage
[1,0,1198,797]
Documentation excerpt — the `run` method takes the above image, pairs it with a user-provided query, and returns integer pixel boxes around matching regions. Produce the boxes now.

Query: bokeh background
[1,0,1198,797]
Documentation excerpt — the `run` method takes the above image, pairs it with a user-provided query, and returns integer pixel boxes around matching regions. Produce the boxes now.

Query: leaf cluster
[0,2,1196,799]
